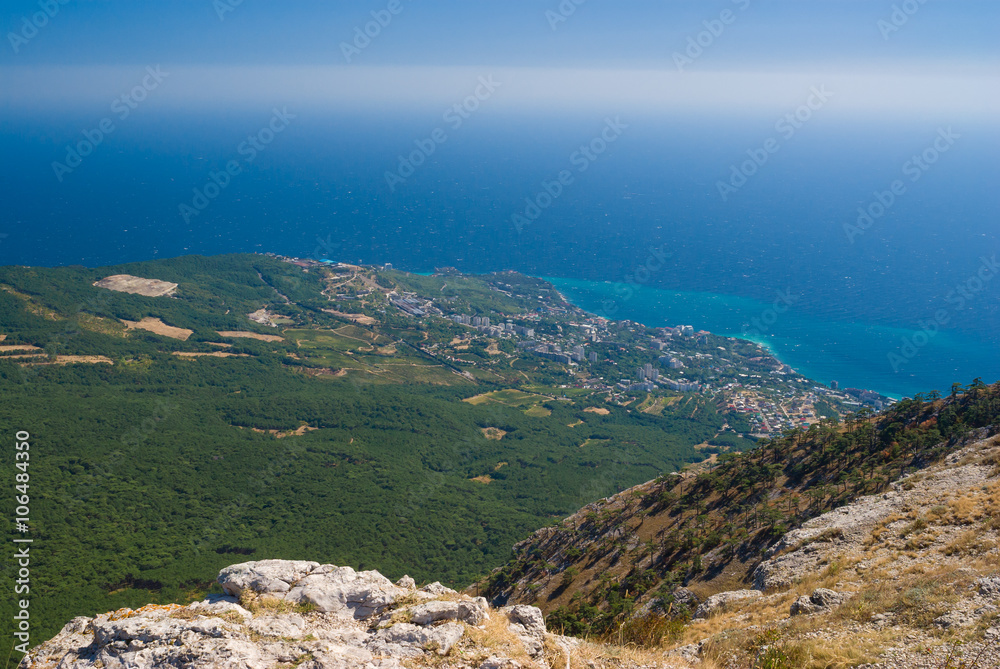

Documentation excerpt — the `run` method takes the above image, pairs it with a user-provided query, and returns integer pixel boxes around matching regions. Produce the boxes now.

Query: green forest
[0,254,719,649]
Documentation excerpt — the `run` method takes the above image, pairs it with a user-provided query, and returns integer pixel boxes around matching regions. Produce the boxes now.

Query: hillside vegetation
[484,382,1000,648]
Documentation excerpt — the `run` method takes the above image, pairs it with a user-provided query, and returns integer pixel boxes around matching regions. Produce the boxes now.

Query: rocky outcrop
[789,588,847,616]
[692,589,762,620]
[502,605,547,657]
[752,441,999,593]
[21,561,550,669]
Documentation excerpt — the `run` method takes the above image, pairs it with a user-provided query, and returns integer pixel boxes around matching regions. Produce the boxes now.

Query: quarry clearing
[94,274,178,297]
[584,406,610,415]
[216,331,284,342]
[122,317,193,340]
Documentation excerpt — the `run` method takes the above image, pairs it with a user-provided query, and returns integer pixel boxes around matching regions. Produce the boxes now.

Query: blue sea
[0,109,997,398]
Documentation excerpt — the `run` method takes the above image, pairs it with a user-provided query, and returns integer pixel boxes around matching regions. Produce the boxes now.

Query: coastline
[541,275,922,400]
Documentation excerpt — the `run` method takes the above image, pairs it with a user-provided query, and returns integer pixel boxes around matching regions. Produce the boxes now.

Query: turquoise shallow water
[546,277,999,400]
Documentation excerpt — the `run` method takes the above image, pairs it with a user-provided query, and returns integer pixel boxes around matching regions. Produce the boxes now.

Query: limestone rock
[218,559,320,596]
[247,614,307,639]
[810,588,846,608]
[479,656,520,669]
[503,605,547,657]
[419,581,457,596]
[367,622,464,657]
[188,595,251,620]
[672,587,700,610]
[666,642,702,664]
[21,561,517,669]
[979,577,1000,599]
[408,597,488,626]
[934,610,977,629]
[790,595,821,616]
[285,566,406,619]
[692,590,762,620]
[790,589,847,616]
[396,575,416,590]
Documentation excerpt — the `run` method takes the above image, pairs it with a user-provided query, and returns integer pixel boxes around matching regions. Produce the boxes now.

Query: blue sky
[2,0,998,117]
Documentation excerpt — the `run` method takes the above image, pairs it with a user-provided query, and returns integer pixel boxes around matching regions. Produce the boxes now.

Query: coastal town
[272,253,894,444]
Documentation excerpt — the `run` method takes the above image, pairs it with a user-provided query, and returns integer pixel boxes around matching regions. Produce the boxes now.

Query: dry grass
[941,530,986,556]
[543,636,693,669]
[168,607,200,621]
[463,609,538,667]
[702,625,899,669]
[833,566,968,629]
[237,591,317,615]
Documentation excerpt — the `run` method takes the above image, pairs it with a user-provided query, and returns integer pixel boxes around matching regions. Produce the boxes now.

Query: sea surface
[0,109,997,397]
[545,278,997,399]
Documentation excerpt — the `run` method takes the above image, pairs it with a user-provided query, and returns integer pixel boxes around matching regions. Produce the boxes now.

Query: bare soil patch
[321,309,376,325]
[481,427,507,441]
[584,407,610,415]
[0,345,41,352]
[122,317,193,340]
[248,424,319,439]
[172,352,251,359]
[21,355,113,366]
[470,475,493,485]
[94,275,177,297]
[216,331,284,342]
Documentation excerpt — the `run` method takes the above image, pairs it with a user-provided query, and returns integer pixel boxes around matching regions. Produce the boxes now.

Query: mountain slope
[482,383,1000,650]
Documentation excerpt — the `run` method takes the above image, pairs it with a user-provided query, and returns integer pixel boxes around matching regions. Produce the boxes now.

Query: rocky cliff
[22,560,682,669]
